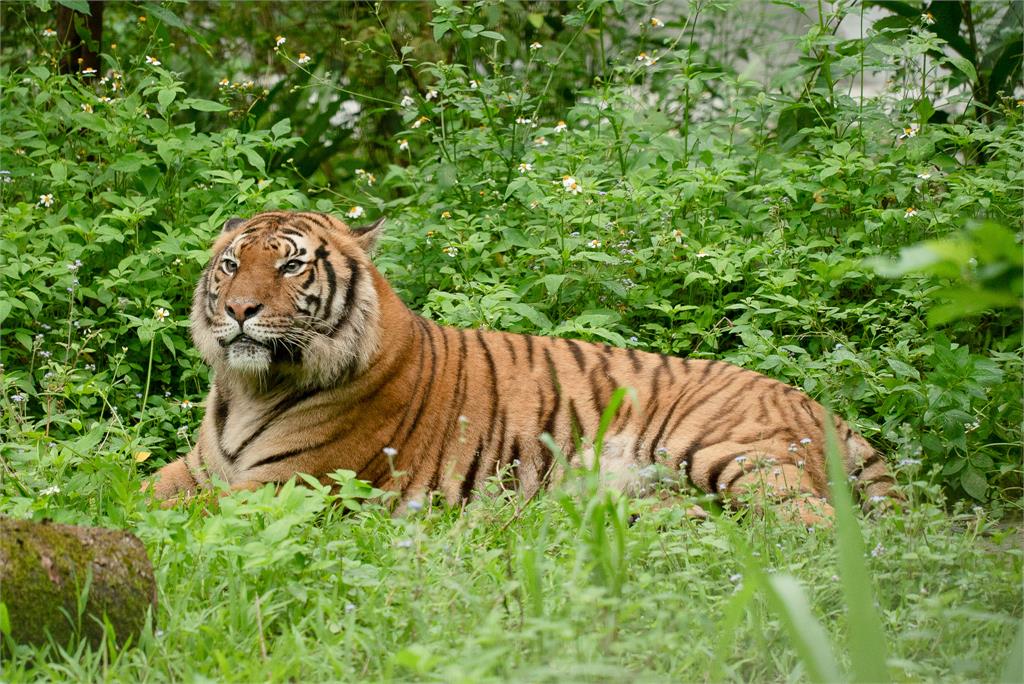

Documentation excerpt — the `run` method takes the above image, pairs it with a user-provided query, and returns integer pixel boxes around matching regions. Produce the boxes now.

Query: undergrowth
[0,1,1021,680]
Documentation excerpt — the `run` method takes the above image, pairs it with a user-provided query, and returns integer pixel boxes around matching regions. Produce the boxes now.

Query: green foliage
[0,0,1021,679]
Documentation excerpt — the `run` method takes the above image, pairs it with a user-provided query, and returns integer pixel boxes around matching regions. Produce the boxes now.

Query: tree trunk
[0,516,157,648]
[56,0,105,74]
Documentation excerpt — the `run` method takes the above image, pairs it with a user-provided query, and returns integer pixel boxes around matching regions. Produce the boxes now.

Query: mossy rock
[0,516,157,649]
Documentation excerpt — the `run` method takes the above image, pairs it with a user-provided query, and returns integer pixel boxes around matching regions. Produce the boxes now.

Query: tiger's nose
[225,300,263,323]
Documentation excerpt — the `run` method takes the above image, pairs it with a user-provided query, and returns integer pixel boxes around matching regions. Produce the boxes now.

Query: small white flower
[869,495,887,504]
[98,96,112,103]
[81,67,97,76]
[406,500,423,512]
[11,393,25,403]
[533,135,549,147]
[179,400,193,410]
[154,307,170,321]
[553,120,568,133]
[219,78,230,87]
[275,35,286,47]
[42,28,57,37]
[38,193,54,207]
[468,79,478,89]
[40,485,60,496]
[383,447,398,457]
[515,116,532,125]
[441,210,452,220]
[898,457,922,467]
[800,437,812,445]
[81,103,93,113]
[345,206,365,219]
[649,17,664,28]
[904,207,918,218]
[898,124,919,139]
[144,56,161,66]
[517,162,532,174]
[922,12,935,25]
[529,42,542,51]
[396,539,413,549]
[561,175,581,194]
[411,116,428,129]
[587,239,601,249]
[425,89,438,101]
[729,573,742,583]
[400,95,416,108]
[398,139,409,151]
[694,251,709,258]
[443,245,459,258]
[916,172,932,180]
[297,53,311,65]
[870,543,885,558]
[458,415,469,424]
[636,52,658,67]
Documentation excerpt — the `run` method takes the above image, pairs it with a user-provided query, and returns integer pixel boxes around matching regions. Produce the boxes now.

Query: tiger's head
[192,211,385,390]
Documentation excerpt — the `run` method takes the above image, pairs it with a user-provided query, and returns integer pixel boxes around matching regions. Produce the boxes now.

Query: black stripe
[645,388,690,463]
[626,347,642,372]
[524,335,535,365]
[503,334,519,363]
[476,330,499,430]
[565,339,587,371]
[330,255,361,336]
[250,446,306,470]
[539,348,562,473]
[461,442,483,501]
[568,398,584,448]
[708,451,748,494]
[377,318,425,453]
[319,244,338,318]
[397,318,438,448]
[228,388,319,462]
[680,440,703,481]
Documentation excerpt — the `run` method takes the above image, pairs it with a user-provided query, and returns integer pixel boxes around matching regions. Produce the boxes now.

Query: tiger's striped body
[151,211,895,522]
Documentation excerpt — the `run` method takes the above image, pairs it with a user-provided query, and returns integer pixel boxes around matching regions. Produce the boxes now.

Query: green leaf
[158,88,177,110]
[945,54,978,85]
[49,161,67,183]
[960,467,988,500]
[432,21,453,41]
[183,98,230,112]
[241,148,266,174]
[271,118,292,137]
[56,0,90,13]
[479,30,506,42]
[886,358,920,380]
[143,2,186,29]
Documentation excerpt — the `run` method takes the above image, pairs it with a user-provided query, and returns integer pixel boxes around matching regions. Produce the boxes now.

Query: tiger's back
[150,211,895,523]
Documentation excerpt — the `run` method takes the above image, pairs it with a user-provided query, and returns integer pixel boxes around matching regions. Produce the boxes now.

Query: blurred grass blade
[723,517,843,683]
[824,416,890,684]
[1000,620,1023,683]
[762,574,844,684]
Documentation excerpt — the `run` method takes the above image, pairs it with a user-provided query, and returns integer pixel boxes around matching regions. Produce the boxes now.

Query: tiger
[149,210,896,524]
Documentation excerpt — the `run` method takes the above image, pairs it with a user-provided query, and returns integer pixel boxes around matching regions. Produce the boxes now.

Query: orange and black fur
[150,211,896,523]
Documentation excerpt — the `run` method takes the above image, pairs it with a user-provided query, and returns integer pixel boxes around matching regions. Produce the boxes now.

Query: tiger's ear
[222,217,246,233]
[350,216,386,253]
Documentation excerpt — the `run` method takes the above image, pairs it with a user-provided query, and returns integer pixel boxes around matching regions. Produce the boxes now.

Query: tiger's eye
[281,259,304,274]
[221,258,238,275]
